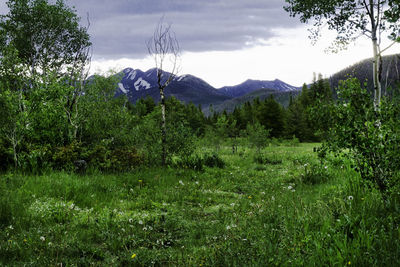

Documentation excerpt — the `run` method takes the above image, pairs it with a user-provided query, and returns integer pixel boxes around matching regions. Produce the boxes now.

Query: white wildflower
[40,236,45,242]
[348,196,354,201]
[287,185,293,190]
[179,180,184,186]
[138,220,143,225]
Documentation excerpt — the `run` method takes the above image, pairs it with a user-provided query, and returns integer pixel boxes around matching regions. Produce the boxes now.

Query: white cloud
[91,26,389,87]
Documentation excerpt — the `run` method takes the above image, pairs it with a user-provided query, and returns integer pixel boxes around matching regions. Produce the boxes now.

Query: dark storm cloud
[66,0,301,59]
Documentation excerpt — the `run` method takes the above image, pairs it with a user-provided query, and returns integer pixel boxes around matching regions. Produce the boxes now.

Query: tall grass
[0,143,399,266]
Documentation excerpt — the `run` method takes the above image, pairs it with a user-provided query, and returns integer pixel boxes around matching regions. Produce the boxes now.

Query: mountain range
[111,53,400,114]
[113,67,300,112]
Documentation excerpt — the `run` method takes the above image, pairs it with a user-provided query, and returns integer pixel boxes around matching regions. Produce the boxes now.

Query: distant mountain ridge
[113,67,301,109]
[218,79,299,98]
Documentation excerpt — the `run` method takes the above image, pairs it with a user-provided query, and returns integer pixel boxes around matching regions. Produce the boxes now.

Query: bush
[83,143,143,172]
[174,153,225,171]
[174,154,204,171]
[253,154,282,165]
[314,78,400,193]
[52,141,82,171]
[301,162,331,185]
[20,144,53,174]
[203,153,225,168]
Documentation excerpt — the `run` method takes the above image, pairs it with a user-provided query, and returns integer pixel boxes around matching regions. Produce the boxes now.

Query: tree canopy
[284,0,400,109]
[0,0,91,77]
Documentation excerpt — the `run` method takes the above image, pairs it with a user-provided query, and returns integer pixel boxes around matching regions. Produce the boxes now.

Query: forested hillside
[330,54,400,95]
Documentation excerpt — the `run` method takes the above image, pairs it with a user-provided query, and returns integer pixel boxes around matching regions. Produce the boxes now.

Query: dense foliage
[315,78,400,194]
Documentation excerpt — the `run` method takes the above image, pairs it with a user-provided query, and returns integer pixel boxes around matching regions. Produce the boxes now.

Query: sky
[1,0,398,87]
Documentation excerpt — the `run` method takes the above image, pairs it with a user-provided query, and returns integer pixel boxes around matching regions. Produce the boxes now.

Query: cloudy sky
[1,0,398,87]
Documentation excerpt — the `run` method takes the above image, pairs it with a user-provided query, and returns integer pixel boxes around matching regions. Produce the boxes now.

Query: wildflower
[248,196,252,199]
[226,225,231,230]
[69,203,75,210]
[348,261,351,265]
[304,163,308,167]
[40,236,45,242]
[179,180,184,186]
[131,253,137,259]
[348,196,353,201]
[271,196,275,201]
[324,166,328,169]
[23,239,27,243]
[138,180,142,183]
[138,220,143,225]
[129,218,133,224]
[287,185,293,190]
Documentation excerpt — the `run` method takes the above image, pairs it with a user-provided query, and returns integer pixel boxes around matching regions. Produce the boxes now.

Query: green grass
[0,143,399,266]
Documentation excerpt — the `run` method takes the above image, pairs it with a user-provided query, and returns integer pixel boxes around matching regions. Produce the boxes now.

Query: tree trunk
[370,0,381,111]
[372,37,382,111]
[160,88,167,166]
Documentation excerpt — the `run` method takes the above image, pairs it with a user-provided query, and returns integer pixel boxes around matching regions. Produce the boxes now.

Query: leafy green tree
[1,0,91,145]
[0,0,91,78]
[80,75,135,147]
[246,122,270,154]
[285,0,400,110]
[134,99,196,165]
[317,78,400,193]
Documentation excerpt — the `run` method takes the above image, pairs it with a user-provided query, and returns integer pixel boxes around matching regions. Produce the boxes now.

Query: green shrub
[83,143,143,172]
[20,144,53,174]
[174,153,225,171]
[253,154,282,165]
[314,77,400,193]
[203,153,225,168]
[301,162,331,185]
[52,141,82,171]
[174,154,204,171]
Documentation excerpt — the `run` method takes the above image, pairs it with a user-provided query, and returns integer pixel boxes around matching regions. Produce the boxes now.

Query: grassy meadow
[1,142,399,266]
